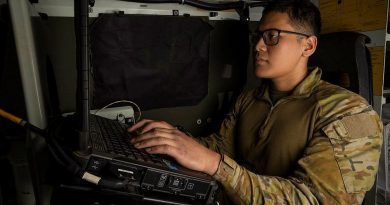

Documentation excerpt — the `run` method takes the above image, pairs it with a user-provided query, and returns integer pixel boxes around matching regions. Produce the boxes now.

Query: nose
[254,37,267,53]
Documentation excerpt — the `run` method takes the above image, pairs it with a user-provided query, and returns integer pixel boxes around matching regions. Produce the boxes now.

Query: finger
[134,137,178,150]
[141,121,175,134]
[131,128,176,144]
[127,119,153,132]
[144,144,178,157]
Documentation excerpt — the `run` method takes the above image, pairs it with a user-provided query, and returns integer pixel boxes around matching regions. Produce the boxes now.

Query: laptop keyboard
[90,115,164,166]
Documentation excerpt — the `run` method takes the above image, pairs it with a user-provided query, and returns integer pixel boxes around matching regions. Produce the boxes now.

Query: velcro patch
[322,110,382,193]
[341,112,380,139]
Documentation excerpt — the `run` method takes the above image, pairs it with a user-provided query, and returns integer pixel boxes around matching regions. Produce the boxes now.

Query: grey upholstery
[308,31,373,105]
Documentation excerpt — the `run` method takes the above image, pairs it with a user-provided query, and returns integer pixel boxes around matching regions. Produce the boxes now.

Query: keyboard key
[90,115,168,167]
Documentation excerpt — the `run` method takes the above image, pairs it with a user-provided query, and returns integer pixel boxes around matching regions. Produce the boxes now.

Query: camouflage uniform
[199,67,383,205]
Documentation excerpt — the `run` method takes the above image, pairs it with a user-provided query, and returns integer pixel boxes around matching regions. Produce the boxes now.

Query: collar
[255,67,322,100]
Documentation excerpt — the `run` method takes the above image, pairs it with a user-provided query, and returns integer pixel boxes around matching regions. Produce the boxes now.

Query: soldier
[128,0,383,204]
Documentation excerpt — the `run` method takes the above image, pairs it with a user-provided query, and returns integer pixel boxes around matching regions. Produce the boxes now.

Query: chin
[255,66,272,78]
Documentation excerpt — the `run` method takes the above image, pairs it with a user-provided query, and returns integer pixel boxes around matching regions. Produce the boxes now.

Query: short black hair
[262,0,321,36]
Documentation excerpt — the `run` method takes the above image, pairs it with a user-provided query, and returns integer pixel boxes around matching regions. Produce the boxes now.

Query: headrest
[308,31,372,104]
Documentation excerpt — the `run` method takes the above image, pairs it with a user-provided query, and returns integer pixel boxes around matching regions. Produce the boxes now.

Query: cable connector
[82,172,101,185]
[93,106,134,124]
[82,171,128,189]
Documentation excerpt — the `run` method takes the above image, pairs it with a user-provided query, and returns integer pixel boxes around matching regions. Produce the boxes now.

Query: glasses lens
[264,30,279,46]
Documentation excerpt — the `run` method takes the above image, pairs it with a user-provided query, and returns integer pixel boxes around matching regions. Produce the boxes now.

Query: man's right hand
[127,119,221,176]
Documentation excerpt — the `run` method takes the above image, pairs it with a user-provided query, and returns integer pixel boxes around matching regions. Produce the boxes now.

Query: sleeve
[196,115,236,158]
[195,91,250,158]
[212,108,383,205]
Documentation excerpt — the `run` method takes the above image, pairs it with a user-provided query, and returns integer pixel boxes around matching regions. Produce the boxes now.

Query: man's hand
[127,119,221,175]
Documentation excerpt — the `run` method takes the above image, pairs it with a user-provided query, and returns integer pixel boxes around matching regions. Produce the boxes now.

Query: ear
[302,35,318,57]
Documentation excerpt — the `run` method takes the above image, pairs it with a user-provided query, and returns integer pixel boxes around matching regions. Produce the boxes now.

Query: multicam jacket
[199,67,383,205]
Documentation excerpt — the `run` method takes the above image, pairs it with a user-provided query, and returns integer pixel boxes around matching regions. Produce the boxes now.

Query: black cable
[47,117,129,190]
[46,119,83,177]
[98,178,128,190]
[119,0,269,11]
[47,144,69,168]
[184,0,244,11]
[248,2,269,7]
[30,116,128,190]
[0,108,82,178]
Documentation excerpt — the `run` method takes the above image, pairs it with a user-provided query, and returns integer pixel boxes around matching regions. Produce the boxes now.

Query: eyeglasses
[251,28,310,46]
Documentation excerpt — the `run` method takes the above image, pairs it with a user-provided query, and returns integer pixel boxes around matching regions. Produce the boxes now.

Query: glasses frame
[252,28,310,46]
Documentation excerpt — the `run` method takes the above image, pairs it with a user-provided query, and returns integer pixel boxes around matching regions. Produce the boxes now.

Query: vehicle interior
[0,0,389,204]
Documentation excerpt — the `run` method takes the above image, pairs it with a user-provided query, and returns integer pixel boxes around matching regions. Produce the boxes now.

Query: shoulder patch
[341,111,380,139]
[322,110,382,193]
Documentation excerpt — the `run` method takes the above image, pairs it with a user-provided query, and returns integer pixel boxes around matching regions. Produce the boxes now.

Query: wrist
[205,151,221,176]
